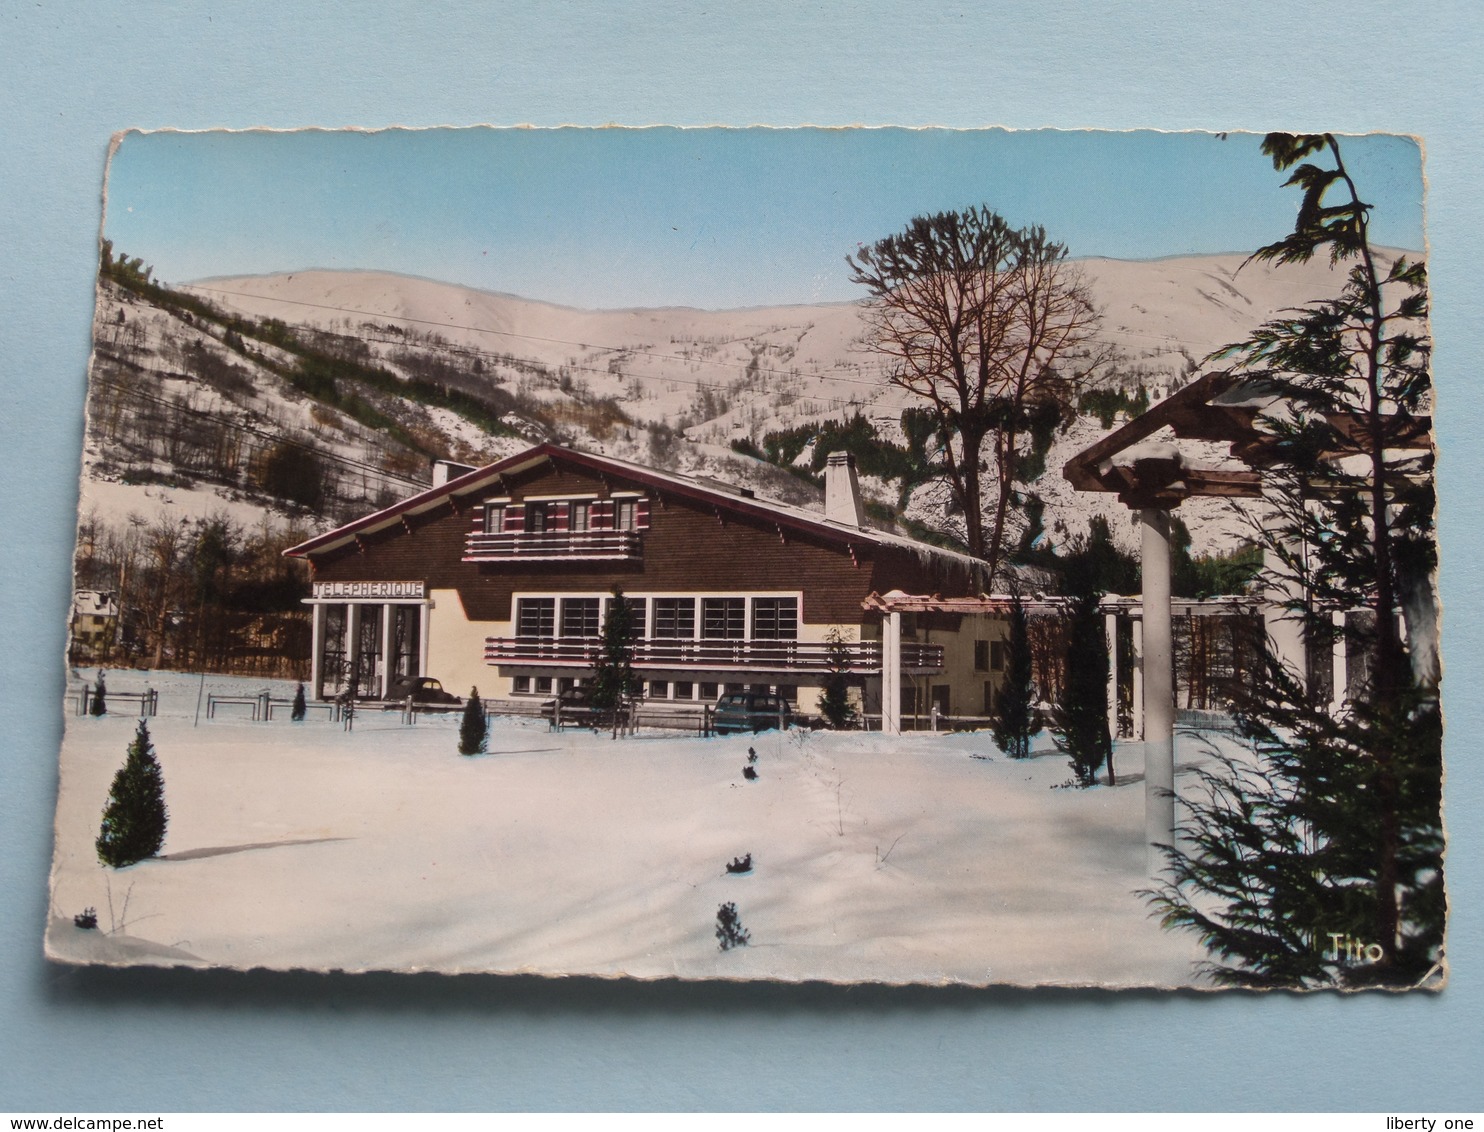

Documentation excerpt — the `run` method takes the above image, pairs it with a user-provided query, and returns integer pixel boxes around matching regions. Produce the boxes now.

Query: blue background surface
[2,2,1479,1111]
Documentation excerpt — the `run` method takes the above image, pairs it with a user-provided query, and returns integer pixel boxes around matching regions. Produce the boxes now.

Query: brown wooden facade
[286,445,1005,718]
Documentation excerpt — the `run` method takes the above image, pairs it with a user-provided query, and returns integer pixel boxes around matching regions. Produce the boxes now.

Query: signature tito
[1325,932,1385,964]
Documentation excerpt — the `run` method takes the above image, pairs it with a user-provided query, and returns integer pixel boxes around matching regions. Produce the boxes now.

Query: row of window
[484,498,642,535]
[515,596,799,641]
[512,675,798,702]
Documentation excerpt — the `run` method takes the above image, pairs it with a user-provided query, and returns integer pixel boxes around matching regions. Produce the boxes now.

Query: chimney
[431,458,477,487]
[824,451,867,527]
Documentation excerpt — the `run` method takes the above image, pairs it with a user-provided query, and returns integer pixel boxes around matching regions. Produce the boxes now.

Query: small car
[712,691,793,734]
[542,684,634,728]
[386,675,462,705]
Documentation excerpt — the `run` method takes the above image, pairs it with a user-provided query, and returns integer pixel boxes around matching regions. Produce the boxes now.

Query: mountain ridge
[81,250,1389,565]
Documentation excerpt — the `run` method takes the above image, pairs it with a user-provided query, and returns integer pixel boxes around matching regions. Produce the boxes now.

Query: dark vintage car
[386,675,463,705]
[712,691,793,734]
[540,684,626,727]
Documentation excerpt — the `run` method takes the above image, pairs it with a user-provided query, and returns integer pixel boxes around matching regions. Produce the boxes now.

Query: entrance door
[318,605,348,699]
[931,684,950,720]
[353,603,383,698]
[392,605,421,681]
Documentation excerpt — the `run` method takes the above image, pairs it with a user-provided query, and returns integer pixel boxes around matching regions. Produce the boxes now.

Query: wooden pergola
[861,589,1260,742]
[1062,369,1431,870]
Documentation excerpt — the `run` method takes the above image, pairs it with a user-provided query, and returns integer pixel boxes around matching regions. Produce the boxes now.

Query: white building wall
[425,589,508,701]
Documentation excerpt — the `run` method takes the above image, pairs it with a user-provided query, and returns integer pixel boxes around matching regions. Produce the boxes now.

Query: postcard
[48,127,1442,988]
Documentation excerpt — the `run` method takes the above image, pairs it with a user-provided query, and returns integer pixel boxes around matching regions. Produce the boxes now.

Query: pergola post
[1262,543,1309,692]
[1105,609,1119,738]
[882,610,902,736]
[1331,609,1348,714]
[1140,507,1176,873]
[1131,619,1144,740]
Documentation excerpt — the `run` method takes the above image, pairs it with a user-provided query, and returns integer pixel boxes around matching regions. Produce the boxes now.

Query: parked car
[386,675,462,705]
[542,684,629,727]
[712,691,793,734]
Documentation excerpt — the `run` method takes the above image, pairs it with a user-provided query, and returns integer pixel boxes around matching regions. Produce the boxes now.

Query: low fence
[77,687,158,717]
[205,690,337,722]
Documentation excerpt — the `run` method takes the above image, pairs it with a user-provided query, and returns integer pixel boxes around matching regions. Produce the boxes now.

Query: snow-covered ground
[48,670,1217,986]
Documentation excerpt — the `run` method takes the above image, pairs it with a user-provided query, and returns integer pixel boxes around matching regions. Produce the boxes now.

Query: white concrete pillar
[419,601,431,681]
[1263,543,1309,691]
[380,604,395,698]
[882,610,902,736]
[310,602,328,700]
[1131,618,1144,741]
[1330,609,1348,715]
[1105,610,1119,739]
[1140,508,1176,874]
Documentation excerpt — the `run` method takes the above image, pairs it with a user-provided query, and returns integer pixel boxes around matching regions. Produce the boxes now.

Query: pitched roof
[282,442,989,575]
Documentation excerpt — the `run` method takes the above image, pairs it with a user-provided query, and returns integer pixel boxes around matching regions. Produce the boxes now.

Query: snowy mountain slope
[188,250,1384,405]
[83,249,1406,557]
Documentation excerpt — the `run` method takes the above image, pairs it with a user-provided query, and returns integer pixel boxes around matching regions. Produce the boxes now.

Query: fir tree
[818,627,858,729]
[991,592,1034,759]
[96,718,168,868]
[458,687,487,755]
[715,902,751,950]
[1147,134,1441,987]
[290,681,307,721]
[591,587,640,737]
[1051,574,1112,788]
[89,670,107,716]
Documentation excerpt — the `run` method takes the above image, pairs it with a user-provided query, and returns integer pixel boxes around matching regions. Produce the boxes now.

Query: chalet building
[69,590,119,659]
[283,444,1008,722]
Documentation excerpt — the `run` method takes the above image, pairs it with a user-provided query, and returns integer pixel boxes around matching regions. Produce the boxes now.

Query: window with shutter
[560,598,601,638]
[605,596,647,636]
[752,598,798,640]
[653,598,696,639]
[516,598,555,638]
[702,598,746,640]
[990,640,1007,672]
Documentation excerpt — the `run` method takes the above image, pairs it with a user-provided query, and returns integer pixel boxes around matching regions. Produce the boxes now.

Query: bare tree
[143,515,188,669]
[847,209,1102,577]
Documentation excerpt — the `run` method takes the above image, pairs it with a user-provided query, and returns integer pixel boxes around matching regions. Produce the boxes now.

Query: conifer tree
[290,681,307,721]
[1147,134,1441,987]
[991,592,1034,758]
[458,687,487,755]
[818,627,858,729]
[89,670,107,716]
[591,587,640,736]
[96,718,168,867]
[1051,570,1111,787]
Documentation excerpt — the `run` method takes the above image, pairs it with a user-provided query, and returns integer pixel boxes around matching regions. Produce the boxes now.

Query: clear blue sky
[103,127,1425,310]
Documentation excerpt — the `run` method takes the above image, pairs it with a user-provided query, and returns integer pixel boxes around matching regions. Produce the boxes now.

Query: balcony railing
[463,529,642,562]
[484,636,945,674]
